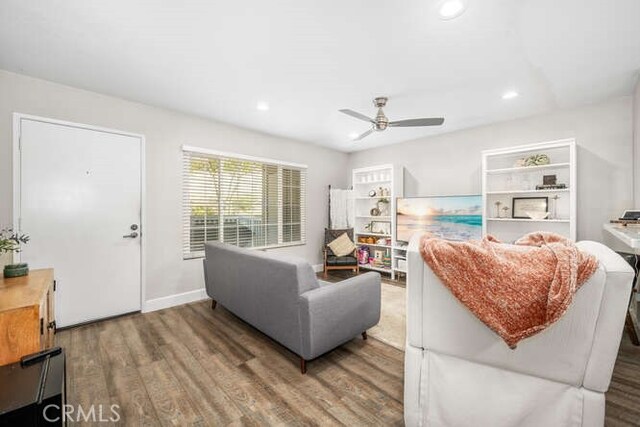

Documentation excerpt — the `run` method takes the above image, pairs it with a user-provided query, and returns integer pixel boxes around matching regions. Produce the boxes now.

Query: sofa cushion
[327,232,356,257]
[203,241,320,357]
[326,256,358,266]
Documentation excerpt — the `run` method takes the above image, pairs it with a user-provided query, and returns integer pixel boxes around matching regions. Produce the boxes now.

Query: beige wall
[349,96,634,243]
[0,70,349,301]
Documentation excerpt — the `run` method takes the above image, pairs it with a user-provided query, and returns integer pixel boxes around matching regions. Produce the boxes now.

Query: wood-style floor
[607,334,640,426]
[56,300,404,426]
[57,296,640,426]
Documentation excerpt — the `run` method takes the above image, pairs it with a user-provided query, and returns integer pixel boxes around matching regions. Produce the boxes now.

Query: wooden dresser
[0,269,55,366]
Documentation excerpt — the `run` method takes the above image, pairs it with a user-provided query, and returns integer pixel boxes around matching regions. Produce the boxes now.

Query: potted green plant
[1,228,30,278]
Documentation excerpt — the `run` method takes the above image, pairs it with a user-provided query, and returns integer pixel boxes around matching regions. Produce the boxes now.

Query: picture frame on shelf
[512,197,548,219]
[371,221,391,235]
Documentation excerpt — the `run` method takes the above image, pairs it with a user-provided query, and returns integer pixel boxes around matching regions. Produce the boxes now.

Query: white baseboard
[144,263,324,313]
[143,288,208,313]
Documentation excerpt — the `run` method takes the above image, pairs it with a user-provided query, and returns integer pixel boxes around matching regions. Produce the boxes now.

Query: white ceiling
[1,0,639,152]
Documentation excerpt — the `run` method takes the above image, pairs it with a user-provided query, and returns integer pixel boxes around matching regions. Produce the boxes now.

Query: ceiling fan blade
[389,118,445,127]
[353,129,374,141]
[339,109,375,123]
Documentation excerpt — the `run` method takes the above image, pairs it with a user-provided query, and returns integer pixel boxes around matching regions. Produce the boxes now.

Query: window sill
[183,241,307,260]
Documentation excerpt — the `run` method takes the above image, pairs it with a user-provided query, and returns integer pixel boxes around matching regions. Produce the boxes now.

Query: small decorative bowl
[3,264,29,278]
[526,211,549,220]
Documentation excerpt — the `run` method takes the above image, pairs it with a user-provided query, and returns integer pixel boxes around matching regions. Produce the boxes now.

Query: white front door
[16,116,143,327]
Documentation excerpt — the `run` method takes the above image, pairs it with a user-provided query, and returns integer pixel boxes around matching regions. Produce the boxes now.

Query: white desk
[603,223,640,251]
[603,223,640,345]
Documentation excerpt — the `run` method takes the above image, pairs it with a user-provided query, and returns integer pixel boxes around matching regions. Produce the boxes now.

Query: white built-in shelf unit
[481,139,576,242]
[352,164,404,279]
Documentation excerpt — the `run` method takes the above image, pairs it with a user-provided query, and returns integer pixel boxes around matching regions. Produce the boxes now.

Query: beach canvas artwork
[397,195,483,242]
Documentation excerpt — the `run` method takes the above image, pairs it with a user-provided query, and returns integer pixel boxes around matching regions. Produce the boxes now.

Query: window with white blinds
[182,146,307,258]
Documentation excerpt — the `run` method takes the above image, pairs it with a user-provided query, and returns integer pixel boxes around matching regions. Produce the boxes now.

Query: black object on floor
[0,348,65,426]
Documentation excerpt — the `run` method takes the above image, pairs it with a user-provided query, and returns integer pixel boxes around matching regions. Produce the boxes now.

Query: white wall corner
[143,288,208,313]
[312,263,324,273]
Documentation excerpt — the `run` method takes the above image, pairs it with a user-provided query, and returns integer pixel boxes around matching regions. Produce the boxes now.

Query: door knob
[123,232,139,238]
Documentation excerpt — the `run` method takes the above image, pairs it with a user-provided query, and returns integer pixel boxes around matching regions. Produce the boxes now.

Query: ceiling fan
[339,96,444,141]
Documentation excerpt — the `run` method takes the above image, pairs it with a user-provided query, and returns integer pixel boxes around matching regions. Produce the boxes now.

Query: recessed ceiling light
[502,91,519,100]
[349,132,359,140]
[256,101,269,111]
[438,0,467,20]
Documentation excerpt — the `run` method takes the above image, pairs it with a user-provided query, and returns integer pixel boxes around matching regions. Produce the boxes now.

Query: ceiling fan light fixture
[339,97,444,142]
[438,0,467,20]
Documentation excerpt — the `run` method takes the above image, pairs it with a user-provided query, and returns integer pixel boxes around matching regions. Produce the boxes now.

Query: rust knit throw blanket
[419,232,599,348]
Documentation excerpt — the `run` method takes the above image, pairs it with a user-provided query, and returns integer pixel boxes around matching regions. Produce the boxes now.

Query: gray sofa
[203,242,381,373]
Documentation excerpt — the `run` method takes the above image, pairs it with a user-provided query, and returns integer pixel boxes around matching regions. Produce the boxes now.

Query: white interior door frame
[12,113,147,312]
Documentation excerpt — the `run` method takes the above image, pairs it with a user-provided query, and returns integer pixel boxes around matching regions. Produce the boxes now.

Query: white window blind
[182,147,307,258]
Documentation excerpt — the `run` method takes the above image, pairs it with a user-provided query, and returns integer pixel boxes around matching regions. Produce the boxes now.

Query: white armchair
[405,236,634,427]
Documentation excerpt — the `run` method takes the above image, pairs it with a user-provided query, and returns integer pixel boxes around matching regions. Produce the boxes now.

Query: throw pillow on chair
[327,233,356,257]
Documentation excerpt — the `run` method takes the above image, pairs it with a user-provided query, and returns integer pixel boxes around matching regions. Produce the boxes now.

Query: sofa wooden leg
[300,357,307,374]
[362,331,368,340]
[211,299,217,310]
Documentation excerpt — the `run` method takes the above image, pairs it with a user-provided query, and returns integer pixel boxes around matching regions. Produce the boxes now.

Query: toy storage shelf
[352,164,404,279]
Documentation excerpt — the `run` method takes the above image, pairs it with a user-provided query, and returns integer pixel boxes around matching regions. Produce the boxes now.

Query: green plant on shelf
[1,228,30,278]
[0,228,29,255]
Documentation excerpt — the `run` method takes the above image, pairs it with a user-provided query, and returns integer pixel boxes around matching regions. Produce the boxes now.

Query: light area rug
[368,282,406,350]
